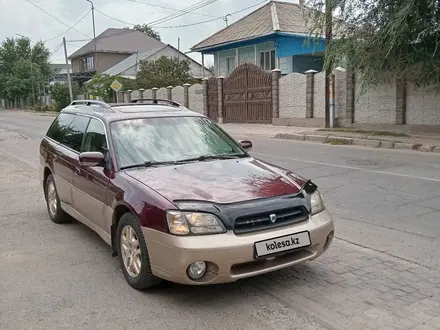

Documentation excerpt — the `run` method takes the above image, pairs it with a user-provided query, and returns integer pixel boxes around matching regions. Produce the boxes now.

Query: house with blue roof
[191,0,329,77]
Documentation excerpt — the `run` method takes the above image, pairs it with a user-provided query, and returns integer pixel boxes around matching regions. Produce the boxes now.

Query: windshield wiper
[175,154,247,163]
[120,160,177,170]
[120,154,247,170]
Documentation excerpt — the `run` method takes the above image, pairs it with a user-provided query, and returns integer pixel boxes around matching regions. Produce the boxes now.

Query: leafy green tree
[124,24,161,41]
[301,0,440,88]
[136,56,198,89]
[86,74,137,102]
[86,74,115,102]
[50,82,82,111]
[0,37,51,103]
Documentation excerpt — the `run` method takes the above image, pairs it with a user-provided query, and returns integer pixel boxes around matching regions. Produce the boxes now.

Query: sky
[0,0,298,66]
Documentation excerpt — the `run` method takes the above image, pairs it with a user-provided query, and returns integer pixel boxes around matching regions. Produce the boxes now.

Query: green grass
[326,138,352,145]
[317,128,409,137]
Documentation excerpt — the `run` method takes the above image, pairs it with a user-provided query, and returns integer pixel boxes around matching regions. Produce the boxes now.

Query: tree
[86,74,116,102]
[0,37,51,104]
[86,74,137,102]
[136,56,198,89]
[50,82,82,111]
[301,0,440,89]
[124,24,161,41]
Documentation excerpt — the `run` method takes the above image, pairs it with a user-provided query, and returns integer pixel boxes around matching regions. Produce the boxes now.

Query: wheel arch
[43,166,53,200]
[111,202,137,257]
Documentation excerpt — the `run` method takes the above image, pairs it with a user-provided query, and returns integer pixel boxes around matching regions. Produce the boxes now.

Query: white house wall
[120,45,205,78]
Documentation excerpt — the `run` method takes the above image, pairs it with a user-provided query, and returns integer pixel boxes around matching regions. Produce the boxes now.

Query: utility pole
[63,37,74,102]
[324,0,334,128]
[86,0,97,70]
[15,33,35,106]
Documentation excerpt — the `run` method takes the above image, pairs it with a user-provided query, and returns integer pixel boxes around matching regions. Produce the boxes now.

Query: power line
[94,1,267,31]
[95,9,135,26]
[49,41,64,56]
[148,0,219,27]
[128,0,216,18]
[25,0,91,39]
[64,0,268,47]
[154,1,268,28]
[43,9,91,43]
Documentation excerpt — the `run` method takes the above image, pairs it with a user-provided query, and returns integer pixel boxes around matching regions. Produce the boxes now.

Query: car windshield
[110,116,247,169]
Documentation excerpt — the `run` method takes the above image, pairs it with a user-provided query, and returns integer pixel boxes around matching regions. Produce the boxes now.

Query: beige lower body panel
[142,209,335,285]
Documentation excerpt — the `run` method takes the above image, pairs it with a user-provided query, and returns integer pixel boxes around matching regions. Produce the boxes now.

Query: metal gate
[223,64,272,123]
[207,77,218,121]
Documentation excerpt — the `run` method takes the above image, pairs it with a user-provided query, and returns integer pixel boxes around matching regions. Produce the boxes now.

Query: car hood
[125,157,308,205]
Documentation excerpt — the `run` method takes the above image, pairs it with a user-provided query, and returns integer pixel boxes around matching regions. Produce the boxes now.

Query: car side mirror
[79,151,105,167]
[239,140,252,151]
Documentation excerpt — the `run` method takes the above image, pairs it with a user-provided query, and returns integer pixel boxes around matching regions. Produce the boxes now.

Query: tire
[45,174,70,224]
[116,212,162,290]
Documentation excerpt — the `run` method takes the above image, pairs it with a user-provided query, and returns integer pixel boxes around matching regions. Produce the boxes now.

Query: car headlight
[310,190,325,215]
[166,211,226,235]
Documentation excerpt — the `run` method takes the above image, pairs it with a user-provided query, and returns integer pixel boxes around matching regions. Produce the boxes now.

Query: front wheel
[116,212,162,290]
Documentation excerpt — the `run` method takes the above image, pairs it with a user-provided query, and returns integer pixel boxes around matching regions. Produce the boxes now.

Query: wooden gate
[207,77,218,121]
[223,64,272,123]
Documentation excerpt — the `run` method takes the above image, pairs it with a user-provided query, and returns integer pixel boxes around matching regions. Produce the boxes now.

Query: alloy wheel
[47,180,58,217]
[120,225,142,278]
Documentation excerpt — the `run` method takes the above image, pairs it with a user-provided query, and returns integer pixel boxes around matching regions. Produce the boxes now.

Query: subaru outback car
[39,98,334,290]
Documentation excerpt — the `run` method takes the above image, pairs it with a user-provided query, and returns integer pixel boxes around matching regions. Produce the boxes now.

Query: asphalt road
[1,110,440,329]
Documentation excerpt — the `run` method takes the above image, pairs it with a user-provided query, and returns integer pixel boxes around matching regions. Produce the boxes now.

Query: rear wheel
[116,212,162,290]
[45,174,69,224]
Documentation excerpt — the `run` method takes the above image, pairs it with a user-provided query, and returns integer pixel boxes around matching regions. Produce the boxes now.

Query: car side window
[82,118,108,153]
[63,115,91,152]
[46,113,75,143]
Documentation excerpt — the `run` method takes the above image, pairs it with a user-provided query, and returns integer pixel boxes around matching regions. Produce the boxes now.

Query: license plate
[254,231,311,258]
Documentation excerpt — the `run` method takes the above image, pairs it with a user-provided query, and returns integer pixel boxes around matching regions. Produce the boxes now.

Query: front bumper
[142,209,334,285]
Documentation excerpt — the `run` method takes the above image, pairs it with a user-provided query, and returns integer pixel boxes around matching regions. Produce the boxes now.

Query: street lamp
[15,33,35,107]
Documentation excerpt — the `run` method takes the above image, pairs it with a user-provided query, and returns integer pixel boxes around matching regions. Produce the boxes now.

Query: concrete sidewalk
[220,123,440,153]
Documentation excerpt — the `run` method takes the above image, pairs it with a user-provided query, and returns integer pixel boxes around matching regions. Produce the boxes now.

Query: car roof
[59,98,206,124]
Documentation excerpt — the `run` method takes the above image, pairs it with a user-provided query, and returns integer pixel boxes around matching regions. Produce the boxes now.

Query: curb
[274,133,440,154]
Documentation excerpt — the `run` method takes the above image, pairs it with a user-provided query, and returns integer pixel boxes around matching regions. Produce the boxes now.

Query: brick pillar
[271,69,281,121]
[126,90,132,103]
[217,76,224,123]
[138,88,145,99]
[345,68,355,126]
[183,83,190,107]
[202,78,208,116]
[305,70,318,118]
[395,78,406,125]
[152,87,158,100]
[166,86,173,101]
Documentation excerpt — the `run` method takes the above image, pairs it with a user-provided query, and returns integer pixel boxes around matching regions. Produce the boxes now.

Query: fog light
[187,261,207,280]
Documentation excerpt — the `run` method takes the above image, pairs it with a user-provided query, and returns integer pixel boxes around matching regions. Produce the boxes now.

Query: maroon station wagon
[39,99,335,290]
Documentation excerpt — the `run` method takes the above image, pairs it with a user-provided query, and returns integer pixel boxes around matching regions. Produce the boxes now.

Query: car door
[45,112,77,206]
[56,114,92,206]
[72,117,111,233]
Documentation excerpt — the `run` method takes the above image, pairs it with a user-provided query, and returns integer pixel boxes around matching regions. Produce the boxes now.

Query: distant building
[68,28,210,82]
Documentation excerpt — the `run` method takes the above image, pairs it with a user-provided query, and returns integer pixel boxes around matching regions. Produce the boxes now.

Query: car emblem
[269,214,276,223]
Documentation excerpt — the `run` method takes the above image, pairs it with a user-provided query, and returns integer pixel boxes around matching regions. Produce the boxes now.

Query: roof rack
[70,100,111,108]
[130,98,182,107]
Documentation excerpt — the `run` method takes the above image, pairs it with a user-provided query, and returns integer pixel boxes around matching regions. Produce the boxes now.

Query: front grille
[233,206,309,234]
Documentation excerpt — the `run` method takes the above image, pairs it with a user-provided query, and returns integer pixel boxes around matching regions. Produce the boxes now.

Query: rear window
[46,113,75,142]
[46,113,91,152]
